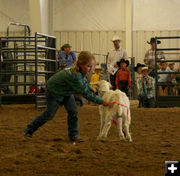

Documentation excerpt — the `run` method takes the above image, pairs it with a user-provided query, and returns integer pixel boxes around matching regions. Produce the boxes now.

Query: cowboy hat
[141,66,149,72]
[95,65,102,70]
[159,59,167,66]
[168,62,175,65]
[111,36,121,42]
[117,58,129,67]
[61,43,71,51]
[147,37,161,45]
[134,63,145,72]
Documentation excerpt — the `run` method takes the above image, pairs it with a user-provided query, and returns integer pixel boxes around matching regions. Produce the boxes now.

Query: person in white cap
[107,36,128,90]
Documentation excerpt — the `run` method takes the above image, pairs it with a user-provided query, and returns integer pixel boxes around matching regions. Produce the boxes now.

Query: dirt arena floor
[0,101,180,176]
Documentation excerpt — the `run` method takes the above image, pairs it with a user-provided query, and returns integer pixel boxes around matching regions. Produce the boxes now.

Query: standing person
[115,58,131,97]
[24,51,109,142]
[0,41,13,94]
[137,67,155,108]
[107,36,128,90]
[134,63,145,98]
[144,37,165,77]
[134,63,146,82]
[57,43,76,70]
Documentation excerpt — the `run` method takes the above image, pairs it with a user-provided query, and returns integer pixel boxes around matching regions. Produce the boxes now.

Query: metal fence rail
[0,32,57,108]
[155,36,180,107]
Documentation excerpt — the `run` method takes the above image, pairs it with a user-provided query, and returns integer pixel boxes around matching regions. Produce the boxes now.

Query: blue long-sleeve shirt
[57,51,76,68]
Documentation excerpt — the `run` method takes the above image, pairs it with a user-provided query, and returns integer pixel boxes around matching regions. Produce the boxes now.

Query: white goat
[96,80,132,142]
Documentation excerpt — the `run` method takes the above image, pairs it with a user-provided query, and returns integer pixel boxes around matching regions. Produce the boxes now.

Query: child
[90,65,102,92]
[158,61,171,96]
[115,58,131,96]
[134,63,145,103]
[168,62,177,95]
[134,63,145,82]
[168,63,176,83]
[24,51,109,142]
[137,67,155,108]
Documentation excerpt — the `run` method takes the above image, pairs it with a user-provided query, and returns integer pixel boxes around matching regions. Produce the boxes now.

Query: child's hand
[92,87,97,94]
[102,101,109,106]
[114,64,118,68]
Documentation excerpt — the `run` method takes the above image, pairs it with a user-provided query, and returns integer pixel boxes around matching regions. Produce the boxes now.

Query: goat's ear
[109,82,113,88]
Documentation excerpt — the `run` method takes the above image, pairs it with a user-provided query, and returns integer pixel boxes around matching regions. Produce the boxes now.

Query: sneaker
[70,136,84,143]
[24,132,32,138]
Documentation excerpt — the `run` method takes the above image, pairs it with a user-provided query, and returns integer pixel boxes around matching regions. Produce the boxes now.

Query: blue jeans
[138,94,156,108]
[24,92,79,140]
[110,73,117,90]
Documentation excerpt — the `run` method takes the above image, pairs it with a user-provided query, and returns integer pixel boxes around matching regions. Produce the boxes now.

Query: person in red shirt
[116,58,131,96]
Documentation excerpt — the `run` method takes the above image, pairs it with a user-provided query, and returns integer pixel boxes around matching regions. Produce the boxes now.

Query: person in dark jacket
[24,51,109,142]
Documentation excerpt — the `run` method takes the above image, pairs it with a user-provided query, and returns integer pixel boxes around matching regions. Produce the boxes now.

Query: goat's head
[93,80,112,97]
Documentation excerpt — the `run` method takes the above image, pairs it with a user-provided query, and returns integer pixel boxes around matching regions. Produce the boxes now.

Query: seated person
[158,61,171,96]
[90,65,102,93]
[57,43,76,70]
[176,64,180,95]
[137,67,155,108]
[168,62,177,95]
[115,58,131,97]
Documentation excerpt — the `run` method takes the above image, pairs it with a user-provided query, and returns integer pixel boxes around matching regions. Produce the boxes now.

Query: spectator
[168,62,176,83]
[57,43,76,70]
[90,65,102,92]
[107,36,128,90]
[158,61,171,96]
[137,67,155,108]
[168,62,177,95]
[0,41,13,94]
[115,58,131,97]
[176,64,180,95]
[134,63,145,98]
[144,37,165,77]
[134,63,146,82]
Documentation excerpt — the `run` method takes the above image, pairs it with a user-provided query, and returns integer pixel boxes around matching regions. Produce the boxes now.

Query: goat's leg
[99,115,111,140]
[123,122,132,142]
[103,119,112,138]
[117,117,125,141]
[97,110,105,140]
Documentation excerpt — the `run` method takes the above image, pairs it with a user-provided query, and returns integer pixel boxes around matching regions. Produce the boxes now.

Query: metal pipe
[7,22,31,37]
